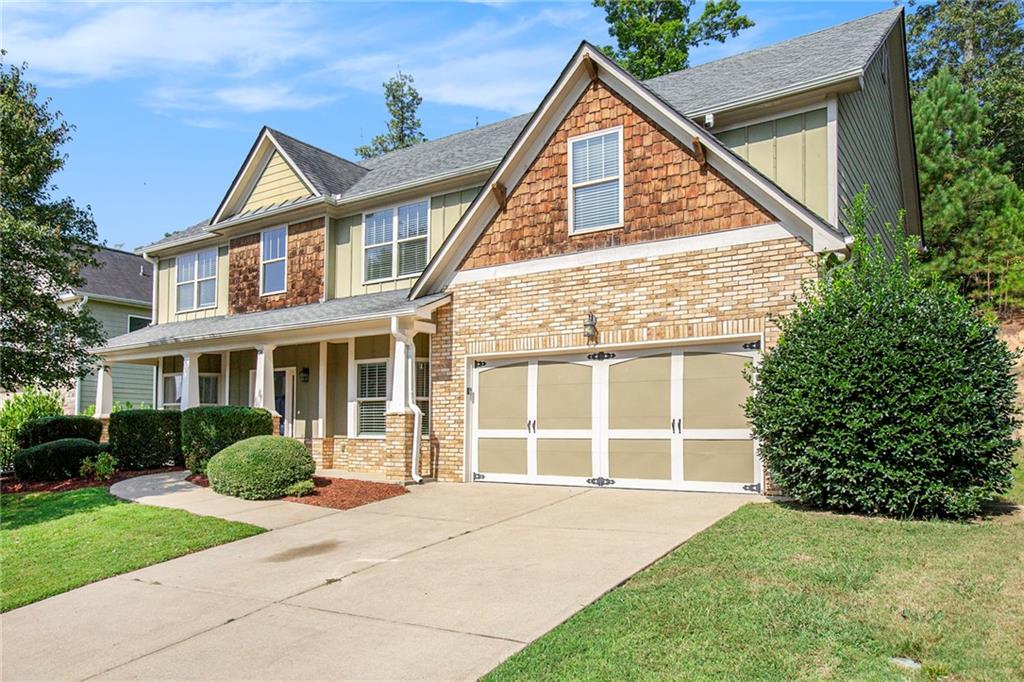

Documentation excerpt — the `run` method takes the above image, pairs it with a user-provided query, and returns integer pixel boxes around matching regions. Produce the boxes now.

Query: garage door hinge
[742,483,762,493]
[586,476,616,487]
[742,340,761,350]
[586,352,617,361]
[474,360,487,368]
[473,472,485,481]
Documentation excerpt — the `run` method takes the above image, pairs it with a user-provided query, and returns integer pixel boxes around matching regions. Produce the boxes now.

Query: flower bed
[186,473,406,510]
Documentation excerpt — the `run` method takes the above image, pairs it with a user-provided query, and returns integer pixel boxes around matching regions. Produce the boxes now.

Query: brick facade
[430,236,818,482]
[228,217,325,314]
[461,81,774,270]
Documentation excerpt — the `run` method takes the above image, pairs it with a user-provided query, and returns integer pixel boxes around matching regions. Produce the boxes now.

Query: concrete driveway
[2,482,753,681]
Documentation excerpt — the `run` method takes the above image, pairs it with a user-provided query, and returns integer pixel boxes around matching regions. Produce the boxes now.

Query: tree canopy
[354,70,427,159]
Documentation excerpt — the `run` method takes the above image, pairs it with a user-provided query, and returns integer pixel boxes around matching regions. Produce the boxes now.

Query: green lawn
[1002,445,1024,505]
[1,488,263,611]
[488,502,1024,681]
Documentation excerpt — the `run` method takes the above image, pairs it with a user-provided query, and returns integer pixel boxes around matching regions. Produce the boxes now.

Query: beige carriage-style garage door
[470,342,763,493]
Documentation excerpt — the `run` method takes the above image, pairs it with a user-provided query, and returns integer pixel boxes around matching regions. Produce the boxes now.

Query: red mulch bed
[186,473,407,510]
[1,467,186,495]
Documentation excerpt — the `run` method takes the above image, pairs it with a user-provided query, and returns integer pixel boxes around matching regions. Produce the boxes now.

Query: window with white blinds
[363,199,429,282]
[416,359,430,436]
[357,361,388,434]
[569,128,622,233]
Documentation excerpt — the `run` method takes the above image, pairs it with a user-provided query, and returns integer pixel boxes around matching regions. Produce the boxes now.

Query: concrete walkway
[3,478,756,681]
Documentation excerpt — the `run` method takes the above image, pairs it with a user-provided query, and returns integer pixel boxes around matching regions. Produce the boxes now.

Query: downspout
[141,252,159,324]
[390,316,423,483]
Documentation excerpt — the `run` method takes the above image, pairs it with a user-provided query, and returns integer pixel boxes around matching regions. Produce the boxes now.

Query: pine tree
[355,70,427,160]
[913,68,1024,312]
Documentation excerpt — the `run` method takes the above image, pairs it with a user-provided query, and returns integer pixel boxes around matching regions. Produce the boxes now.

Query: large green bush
[17,415,102,449]
[0,388,62,470]
[206,435,315,500]
[13,438,102,482]
[108,409,181,469]
[181,406,274,473]
[746,192,1020,519]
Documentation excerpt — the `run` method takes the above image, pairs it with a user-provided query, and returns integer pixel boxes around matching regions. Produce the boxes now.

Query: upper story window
[568,127,623,233]
[261,226,287,295]
[364,199,429,283]
[176,248,217,312]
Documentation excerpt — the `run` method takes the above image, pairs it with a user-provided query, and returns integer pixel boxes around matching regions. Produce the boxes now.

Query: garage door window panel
[477,363,528,431]
[682,352,751,430]
[608,355,671,431]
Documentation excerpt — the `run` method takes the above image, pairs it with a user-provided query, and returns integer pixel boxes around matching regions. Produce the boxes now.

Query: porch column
[317,341,327,438]
[387,334,411,414]
[180,352,200,410]
[94,363,113,417]
[253,344,277,414]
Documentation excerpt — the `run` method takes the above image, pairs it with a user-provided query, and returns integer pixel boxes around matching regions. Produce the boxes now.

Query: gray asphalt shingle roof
[101,289,446,351]
[73,247,152,305]
[143,8,900,252]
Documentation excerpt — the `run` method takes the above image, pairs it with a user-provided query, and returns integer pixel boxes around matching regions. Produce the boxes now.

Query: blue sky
[3,1,900,251]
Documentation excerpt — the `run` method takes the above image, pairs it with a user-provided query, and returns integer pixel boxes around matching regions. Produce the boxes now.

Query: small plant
[206,435,315,500]
[0,388,62,470]
[79,452,117,481]
[284,479,316,497]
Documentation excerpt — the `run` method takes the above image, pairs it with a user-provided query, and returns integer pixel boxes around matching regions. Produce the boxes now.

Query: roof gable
[411,42,847,298]
[240,149,312,215]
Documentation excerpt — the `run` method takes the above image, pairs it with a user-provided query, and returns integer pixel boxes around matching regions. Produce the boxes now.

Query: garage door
[471,343,761,493]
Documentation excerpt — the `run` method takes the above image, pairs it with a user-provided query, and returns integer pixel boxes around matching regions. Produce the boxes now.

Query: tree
[0,58,104,391]
[908,0,1024,184]
[913,68,1024,313]
[593,0,753,80]
[354,70,427,159]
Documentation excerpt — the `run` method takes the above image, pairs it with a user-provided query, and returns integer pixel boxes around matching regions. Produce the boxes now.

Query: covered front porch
[94,291,446,482]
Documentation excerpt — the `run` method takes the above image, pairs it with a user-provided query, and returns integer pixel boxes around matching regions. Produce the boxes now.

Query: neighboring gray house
[64,248,155,414]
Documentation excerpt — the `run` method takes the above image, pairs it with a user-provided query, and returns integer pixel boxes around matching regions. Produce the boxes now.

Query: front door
[250,367,295,436]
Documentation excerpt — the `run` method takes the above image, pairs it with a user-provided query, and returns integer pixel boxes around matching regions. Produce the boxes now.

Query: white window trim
[127,315,151,333]
[175,248,218,313]
[415,355,430,436]
[260,225,288,296]
[355,358,390,437]
[361,197,431,285]
[161,371,182,408]
[567,125,624,235]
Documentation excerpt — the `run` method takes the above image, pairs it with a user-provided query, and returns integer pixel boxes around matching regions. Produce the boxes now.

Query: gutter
[390,316,423,484]
[142,252,159,322]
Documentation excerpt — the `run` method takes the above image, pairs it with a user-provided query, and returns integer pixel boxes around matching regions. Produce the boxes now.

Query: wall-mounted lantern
[583,312,598,342]
[299,367,310,383]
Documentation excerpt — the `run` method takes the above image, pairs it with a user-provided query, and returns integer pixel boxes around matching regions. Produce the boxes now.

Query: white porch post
[180,352,200,410]
[253,344,277,413]
[94,363,113,417]
[387,332,411,414]
[317,341,327,438]
[221,351,230,405]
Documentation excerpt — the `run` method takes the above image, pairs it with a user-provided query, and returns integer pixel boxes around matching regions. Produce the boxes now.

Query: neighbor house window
[568,127,622,233]
[261,226,287,295]
[176,249,217,312]
[357,361,388,435]
[127,315,150,333]
[363,199,429,282]
[416,359,430,436]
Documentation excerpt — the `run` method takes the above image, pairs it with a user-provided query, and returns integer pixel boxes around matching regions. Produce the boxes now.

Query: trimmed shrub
[745,192,1020,519]
[108,409,182,469]
[284,479,315,497]
[17,415,102,449]
[13,438,102,482]
[0,388,62,470]
[181,406,274,474]
[206,436,315,500]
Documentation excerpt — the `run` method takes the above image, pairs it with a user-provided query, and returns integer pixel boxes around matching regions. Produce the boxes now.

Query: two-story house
[95,8,920,493]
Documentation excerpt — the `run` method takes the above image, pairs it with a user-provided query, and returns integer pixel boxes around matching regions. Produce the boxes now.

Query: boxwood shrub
[16,415,102,449]
[745,193,1020,519]
[206,435,315,500]
[108,409,182,469]
[13,438,102,482]
[181,406,274,474]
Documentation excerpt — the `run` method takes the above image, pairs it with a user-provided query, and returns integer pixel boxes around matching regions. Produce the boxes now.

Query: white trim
[161,371,182,409]
[712,101,830,134]
[127,314,151,333]
[686,68,864,121]
[452,223,790,285]
[826,95,839,227]
[346,340,358,438]
[567,125,624,234]
[321,214,331,302]
[248,366,296,436]
[317,341,327,438]
[174,247,218,313]
[355,357,390,436]
[264,131,320,200]
[259,225,289,296]
[221,351,230,405]
[361,197,431,285]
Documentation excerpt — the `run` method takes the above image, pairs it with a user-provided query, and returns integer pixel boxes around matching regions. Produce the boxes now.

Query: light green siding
[226,346,322,440]
[718,108,829,221]
[837,33,905,249]
[329,187,479,298]
[326,342,348,437]
[156,245,229,324]
[228,350,257,406]
[79,300,155,413]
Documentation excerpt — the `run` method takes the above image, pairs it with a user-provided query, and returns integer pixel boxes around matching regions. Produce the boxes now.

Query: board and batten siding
[837,32,905,250]
[328,187,480,298]
[79,300,155,413]
[717,108,830,221]
[241,151,312,215]
[156,245,229,324]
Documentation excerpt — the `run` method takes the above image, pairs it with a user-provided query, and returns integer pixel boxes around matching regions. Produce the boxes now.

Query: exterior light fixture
[299,367,310,383]
[583,312,598,342]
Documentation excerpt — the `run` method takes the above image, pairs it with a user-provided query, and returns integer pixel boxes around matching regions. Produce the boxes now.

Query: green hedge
[0,389,63,470]
[108,410,182,470]
[206,435,315,500]
[181,406,274,474]
[17,415,103,449]
[13,438,102,482]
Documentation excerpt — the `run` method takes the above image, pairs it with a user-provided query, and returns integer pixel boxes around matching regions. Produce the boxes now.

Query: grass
[488,502,1024,681]
[1,488,263,612]
[1001,445,1024,505]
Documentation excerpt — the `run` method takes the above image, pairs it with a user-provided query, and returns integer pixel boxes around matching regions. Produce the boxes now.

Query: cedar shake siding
[229,217,325,314]
[461,81,775,270]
